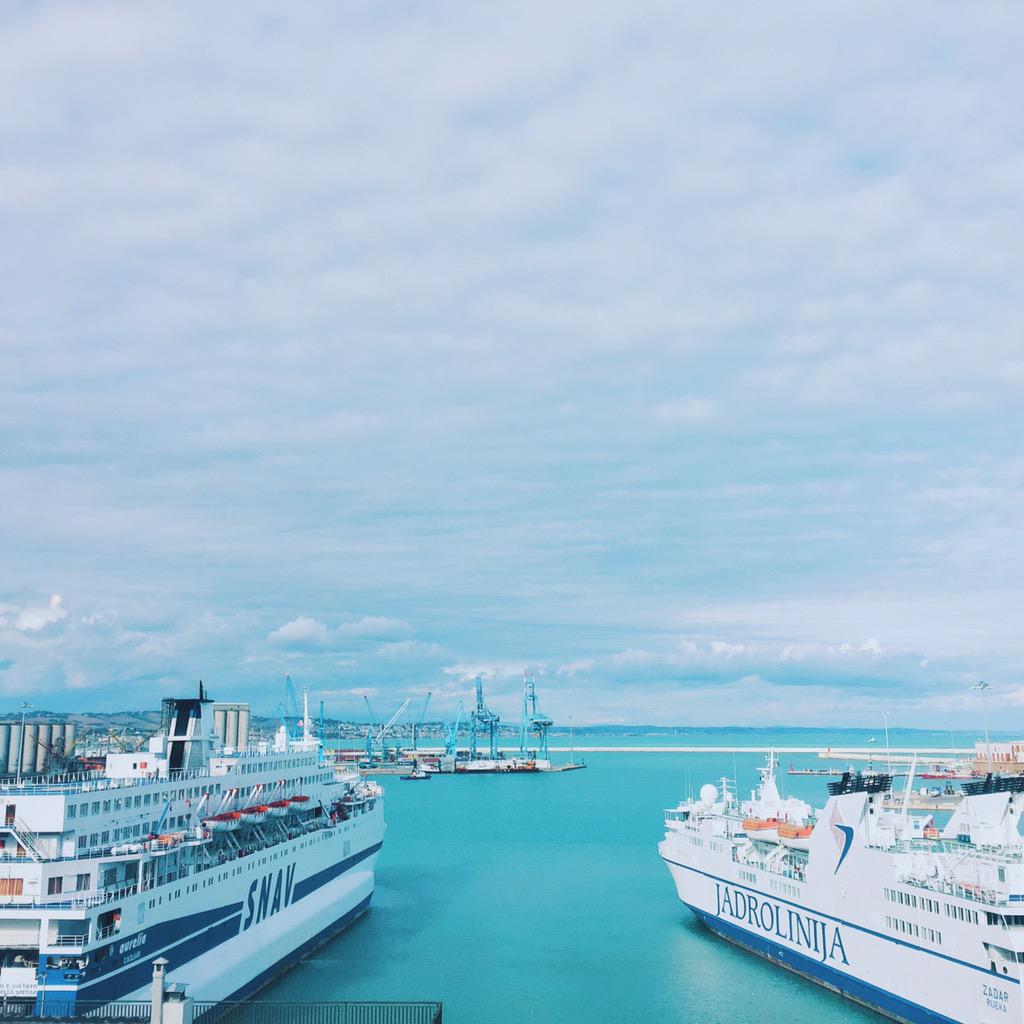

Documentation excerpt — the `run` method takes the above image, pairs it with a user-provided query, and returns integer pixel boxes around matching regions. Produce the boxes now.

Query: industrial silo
[238,706,250,749]
[21,723,38,775]
[35,723,51,773]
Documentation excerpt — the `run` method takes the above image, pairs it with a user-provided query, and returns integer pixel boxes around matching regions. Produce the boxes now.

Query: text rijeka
[715,883,849,965]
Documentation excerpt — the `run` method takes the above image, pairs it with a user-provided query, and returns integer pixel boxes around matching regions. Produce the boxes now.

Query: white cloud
[2,593,67,632]
[337,616,413,641]
[268,617,329,646]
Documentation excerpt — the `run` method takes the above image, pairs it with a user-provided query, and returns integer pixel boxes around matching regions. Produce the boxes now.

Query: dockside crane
[444,701,465,759]
[276,674,302,740]
[519,674,553,760]
[364,696,412,763]
[469,675,500,760]
[410,692,432,752]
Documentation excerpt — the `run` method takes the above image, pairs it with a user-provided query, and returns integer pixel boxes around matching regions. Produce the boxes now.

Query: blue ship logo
[829,803,854,873]
[833,825,854,872]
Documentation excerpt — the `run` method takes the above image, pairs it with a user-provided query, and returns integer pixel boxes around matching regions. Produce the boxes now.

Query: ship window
[0,878,23,896]
[48,878,63,895]
[91,802,100,814]
[77,836,87,850]
[76,874,89,891]
[67,805,77,819]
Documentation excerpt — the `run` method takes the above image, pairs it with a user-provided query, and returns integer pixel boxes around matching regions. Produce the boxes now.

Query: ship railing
[0,882,140,911]
[876,837,1024,864]
[0,1000,153,1020]
[899,874,1010,906]
[47,934,89,948]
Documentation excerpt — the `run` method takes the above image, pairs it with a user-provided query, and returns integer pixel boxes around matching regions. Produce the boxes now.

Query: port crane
[468,675,500,760]
[409,692,432,752]
[276,674,302,740]
[519,674,553,760]
[363,696,411,763]
[444,701,464,759]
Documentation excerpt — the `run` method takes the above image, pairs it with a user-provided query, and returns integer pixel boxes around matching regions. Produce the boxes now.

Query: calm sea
[261,729,983,1023]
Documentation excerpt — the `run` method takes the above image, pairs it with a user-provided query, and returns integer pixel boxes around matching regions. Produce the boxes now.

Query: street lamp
[973,681,992,773]
[15,702,31,785]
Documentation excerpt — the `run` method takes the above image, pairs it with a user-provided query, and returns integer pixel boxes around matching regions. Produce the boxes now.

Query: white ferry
[0,687,383,1013]
[660,753,1024,1024]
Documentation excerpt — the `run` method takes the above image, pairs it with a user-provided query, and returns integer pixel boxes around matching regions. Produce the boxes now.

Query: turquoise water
[262,736,962,1023]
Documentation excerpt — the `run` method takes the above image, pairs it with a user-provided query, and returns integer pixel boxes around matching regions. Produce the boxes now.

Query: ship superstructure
[661,754,1024,1024]
[0,687,383,1012]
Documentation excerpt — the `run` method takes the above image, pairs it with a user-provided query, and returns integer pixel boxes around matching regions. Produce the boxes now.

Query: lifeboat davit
[777,822,813,851]
[239,805,268,825]
[266,800,291,817]
[205,812,241,832]
[742,817,782,842]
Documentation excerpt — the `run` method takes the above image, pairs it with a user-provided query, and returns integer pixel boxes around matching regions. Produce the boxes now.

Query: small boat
[400,770,430,781]
[289,795,310,805]
[742,817,782,842]
[205,811,241,832]
[265,799,291,817]
[777,822,814,851]
[238,805,268,825]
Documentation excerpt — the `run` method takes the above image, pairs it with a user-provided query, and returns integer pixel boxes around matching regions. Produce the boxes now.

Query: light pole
[974,681,991,773]
[15,702,31,785]
[883,712,892,775]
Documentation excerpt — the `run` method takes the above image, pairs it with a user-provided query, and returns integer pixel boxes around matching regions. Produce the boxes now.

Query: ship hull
[661,848,1020,1024]
[38,810,383,1013]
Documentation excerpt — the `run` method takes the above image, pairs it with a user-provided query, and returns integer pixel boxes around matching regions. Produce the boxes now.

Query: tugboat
[400,759,430,781]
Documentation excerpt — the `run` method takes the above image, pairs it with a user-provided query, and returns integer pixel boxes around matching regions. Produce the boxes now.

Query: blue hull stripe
[292,842,382,902]
[61,846,380,1006]
[217,894,373,1005]
[690,905,960,1024]
[661,853,1017,983]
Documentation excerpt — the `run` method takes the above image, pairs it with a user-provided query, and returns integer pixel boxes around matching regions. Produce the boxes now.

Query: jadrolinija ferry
[660,753,1024,1024]
[0,687,383,1012]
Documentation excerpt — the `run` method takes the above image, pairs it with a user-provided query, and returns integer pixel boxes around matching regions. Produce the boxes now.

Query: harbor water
[262,729,979,1023]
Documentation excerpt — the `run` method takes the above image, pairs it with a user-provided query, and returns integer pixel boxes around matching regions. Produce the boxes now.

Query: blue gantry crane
[519,673,553,760]
[469,675,500,760]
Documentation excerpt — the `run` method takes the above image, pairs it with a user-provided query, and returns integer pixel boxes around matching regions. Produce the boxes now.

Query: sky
[2,2,1024,729]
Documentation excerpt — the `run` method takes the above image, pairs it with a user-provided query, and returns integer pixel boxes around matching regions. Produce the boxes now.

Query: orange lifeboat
[743,817,782,842]
[778,822,813,852]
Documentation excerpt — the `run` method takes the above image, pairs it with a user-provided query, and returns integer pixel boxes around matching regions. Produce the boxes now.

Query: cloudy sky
[2,2,1023,727]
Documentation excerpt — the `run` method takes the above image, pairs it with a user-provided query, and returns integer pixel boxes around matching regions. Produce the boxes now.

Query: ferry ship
[0,687,383,1013]
[660,753,1024,1024]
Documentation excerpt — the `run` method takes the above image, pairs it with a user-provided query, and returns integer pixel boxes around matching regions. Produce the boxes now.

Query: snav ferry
[0,687,383,1012]
[660,753,1024,1024]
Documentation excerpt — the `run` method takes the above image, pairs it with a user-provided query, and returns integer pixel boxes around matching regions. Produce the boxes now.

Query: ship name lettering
[242,865,297,931]
[984,985,1009,1013]
[117,932,147,957]
[715,883,848,965]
